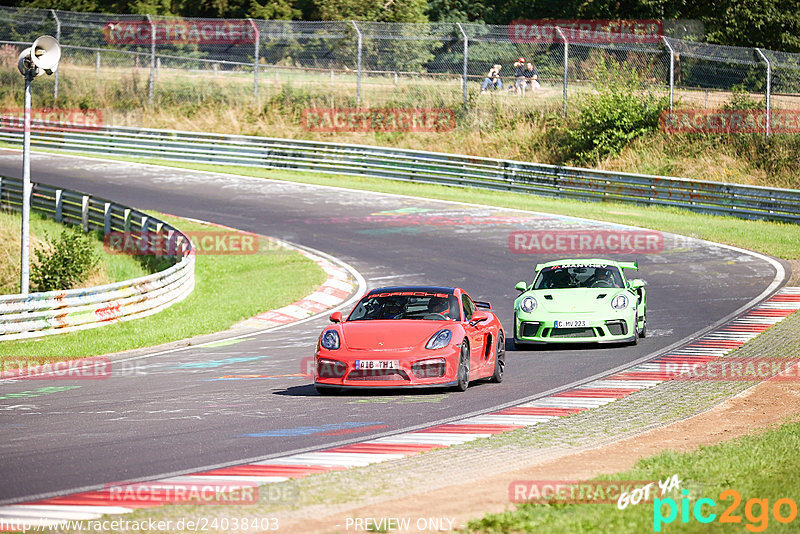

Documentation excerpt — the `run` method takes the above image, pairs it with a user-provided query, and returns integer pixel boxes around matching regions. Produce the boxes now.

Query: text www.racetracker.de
[0,517,280,532]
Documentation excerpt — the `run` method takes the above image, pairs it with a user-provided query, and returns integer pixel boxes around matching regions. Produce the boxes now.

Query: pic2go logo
[654,489,798,532]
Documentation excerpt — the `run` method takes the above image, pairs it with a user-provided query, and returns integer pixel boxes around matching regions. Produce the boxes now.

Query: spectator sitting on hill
[480,64,502,93]
[514,57,526,94]
[524,62,540,92]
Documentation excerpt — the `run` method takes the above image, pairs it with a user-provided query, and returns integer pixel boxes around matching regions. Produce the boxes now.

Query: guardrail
[0,122,799,223]
[0,175,195,341]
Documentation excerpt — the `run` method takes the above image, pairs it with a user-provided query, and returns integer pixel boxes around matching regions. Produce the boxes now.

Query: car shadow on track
[510,338,633,352]
[274,382,493,397]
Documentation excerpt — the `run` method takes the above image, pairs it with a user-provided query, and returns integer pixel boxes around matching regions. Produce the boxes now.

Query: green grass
[0,209,149,294]
[9,149,796,261]
[4,63,798,189]
[0,213,328,360]
[466,416,800,533]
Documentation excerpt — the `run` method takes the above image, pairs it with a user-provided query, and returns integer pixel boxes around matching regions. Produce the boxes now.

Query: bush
[722,85,766,110]
[31,227,99,292]
[563,60,669,165]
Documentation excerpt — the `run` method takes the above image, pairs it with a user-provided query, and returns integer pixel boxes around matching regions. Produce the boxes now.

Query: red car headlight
[317,358,347,378]
[412,357,446,378]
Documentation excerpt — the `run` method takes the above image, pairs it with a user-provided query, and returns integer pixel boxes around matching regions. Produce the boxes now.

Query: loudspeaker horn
[31,35,61,75]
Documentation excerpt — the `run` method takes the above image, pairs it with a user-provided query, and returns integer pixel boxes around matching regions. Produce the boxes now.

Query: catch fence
[1,7,799,130]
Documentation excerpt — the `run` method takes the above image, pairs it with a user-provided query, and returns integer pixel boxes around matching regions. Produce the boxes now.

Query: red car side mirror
[469,310,489,326]
[329,311,343,323]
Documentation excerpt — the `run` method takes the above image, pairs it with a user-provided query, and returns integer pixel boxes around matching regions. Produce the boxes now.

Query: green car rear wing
[617,261,639,270]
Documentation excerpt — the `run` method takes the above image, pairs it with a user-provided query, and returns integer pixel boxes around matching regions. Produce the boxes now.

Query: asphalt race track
[0,150,784,504]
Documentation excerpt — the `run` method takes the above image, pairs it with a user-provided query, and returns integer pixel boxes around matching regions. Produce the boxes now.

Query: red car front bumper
[314,346,460,388]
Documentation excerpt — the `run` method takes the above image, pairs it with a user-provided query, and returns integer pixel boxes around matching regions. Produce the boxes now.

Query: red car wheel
[454,341,470,392]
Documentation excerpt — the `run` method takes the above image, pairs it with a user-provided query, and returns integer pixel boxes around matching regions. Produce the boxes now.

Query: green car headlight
[611,294,629,310]
[520,296,537,313]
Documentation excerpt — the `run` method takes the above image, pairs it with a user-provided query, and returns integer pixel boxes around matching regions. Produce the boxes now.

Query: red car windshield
[347,293,460,321]
[533,265,624,289]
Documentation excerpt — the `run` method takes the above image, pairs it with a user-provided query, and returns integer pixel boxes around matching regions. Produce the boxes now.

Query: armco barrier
[1,122,799,223]
[0,176,195,341]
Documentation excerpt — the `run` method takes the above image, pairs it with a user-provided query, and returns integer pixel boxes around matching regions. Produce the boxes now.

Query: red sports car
[314,286,506,394]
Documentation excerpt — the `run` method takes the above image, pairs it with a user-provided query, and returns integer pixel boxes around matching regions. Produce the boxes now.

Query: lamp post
[16,35,61,295]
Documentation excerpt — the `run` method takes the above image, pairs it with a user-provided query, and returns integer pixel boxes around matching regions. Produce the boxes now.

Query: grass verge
[0,213,328,360]
[2,65,799,188]
[466,415,800,533]
[0,209,149,295]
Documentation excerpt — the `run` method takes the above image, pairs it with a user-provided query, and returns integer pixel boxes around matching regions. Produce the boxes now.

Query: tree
[701,0,800,52]
[426,0,492,23]
[310,0,427,23]
[17,0,298,19]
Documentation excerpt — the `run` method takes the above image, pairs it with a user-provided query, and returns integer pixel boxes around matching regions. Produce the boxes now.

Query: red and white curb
[175,217,357,329]
[2,288,799,528]
[239,241,356,329]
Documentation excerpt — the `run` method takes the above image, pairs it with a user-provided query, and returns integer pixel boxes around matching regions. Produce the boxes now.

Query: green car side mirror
[628,278,646,290]
[515,281,528,292]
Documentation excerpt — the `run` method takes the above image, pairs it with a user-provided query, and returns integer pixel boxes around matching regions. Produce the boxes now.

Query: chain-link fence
[1,6,799,135]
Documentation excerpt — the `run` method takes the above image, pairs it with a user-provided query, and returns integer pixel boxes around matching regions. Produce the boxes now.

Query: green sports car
[513,259,646,347]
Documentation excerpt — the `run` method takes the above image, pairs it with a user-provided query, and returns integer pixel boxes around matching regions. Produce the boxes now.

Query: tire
[513,313,533,351]
[639,315,647,338]
[491,331,505,383]
[315,384,341,395]
[630,322,639,346]
[454,341,470,392]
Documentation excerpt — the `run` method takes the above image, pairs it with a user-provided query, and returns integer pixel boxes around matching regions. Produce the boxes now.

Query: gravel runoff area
[246,300,800,531]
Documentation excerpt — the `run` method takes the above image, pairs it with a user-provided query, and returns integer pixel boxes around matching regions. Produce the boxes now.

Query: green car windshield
[533,264,624,290]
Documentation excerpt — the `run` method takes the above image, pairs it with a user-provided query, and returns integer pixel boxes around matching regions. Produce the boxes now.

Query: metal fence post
[556,26,568,117]
[96,50,100,73]
[55,189,63,223]
[81,195,90,232]
[755,48,771,138]
[103,202,112,235]
[249,18,260,103]
[662,36,675,112]
[146,14,155,106]
[51,9,60,104]
[351,21,362,105]
[456,23,468,109]
[20,70,33,295]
